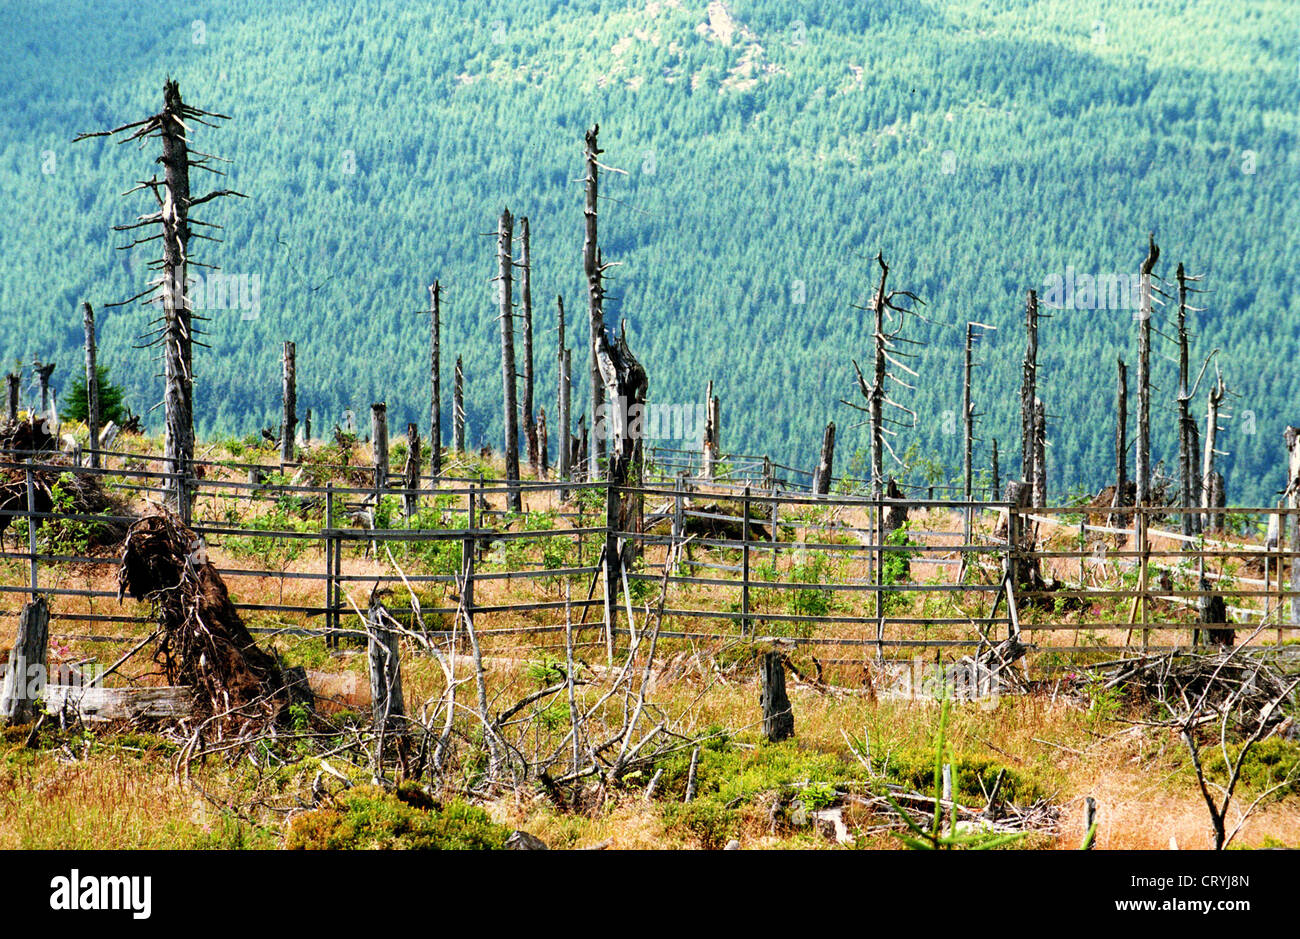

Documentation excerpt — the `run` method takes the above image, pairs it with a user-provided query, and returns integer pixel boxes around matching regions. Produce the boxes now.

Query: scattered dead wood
[0,416,57,454]
[117,507,290,731]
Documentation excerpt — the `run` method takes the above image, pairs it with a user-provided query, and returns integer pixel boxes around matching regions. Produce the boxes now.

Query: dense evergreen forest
[0,0,1295,503]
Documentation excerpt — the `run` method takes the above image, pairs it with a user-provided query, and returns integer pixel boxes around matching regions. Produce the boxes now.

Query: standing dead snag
[453,355,465,454]
[1285,427,1300,627]
[702,380,719,479]
[76,80,244,524]
[845,253,925,500]
[1032,397,1047,508]
[280,341,296,465]
[557,295,571,492]
[813,421,835,494]
[963,321,996,511]
[5,373,18,424]
[1201,370,1227,532]
[520,217,539,473]
[404,422,421,517]
[537,408,548,478]
[428,282,443,479]
[497,209,522,512]
[1135,234,1161,507]
[583,125,607,479]
[371,403,389,494]
[81,302,101,468]
[1020,290,1039,505]
[593,320,648,624]
[1111,357,1129,528]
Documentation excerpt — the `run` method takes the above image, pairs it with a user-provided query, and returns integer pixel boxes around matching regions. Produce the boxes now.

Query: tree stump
[760,651,794,742]
[1,596,49,724]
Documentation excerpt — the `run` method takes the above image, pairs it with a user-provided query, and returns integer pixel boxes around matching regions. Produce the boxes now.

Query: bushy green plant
[286,786,509,850]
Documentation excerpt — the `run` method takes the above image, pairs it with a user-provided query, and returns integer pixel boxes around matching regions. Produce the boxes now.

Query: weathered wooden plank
[41,684,193,721]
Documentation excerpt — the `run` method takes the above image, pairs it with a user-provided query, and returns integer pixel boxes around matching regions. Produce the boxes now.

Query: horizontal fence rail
[1,445,1297,670]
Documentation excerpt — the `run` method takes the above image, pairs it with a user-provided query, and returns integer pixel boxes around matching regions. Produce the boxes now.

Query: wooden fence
[1,446,1297,670]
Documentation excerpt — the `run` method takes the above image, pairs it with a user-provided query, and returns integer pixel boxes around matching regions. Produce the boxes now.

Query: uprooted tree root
[0,459,129,547]
[117,507,290,733]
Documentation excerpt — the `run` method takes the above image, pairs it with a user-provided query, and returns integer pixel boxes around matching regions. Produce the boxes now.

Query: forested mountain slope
[0,0,1295,502]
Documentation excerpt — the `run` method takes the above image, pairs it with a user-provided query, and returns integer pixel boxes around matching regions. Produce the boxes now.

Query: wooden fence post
[0,596,49,724]
[673,473,685,543]
[463,482,477,619]
[741,486,752,635]
[760,651,794,742]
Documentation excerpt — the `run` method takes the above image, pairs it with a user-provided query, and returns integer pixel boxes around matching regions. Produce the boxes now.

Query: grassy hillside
[0,0,1296,501]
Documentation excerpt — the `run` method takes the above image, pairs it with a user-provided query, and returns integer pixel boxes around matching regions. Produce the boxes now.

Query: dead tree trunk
[990,438,1000,502]
[1285,427,1300,626]
[429,281,443,479]
[497,208,522,512]
[963,323,974,503]
[702,380,718,479]
[304,409,311,445]
[5,373,18,424]
[0,596,49,724]
[1111,357,1128,528]
[1176,263,1192,535]
[82,302,100,468]
[77,80,244,525]
[557,295,571,491]
[371,403,389,495]
[760,651,794,742]
[280,340,296,464]
[404,422,421,518]
[36,362,55,419]
[366,596,407,762]
[584,126,607,479]
[813,421,835,495]
[1136,234,1160,506]
[1032,397,1047,508]
[520,217,538,472]
[1202,372,1226,532]
[454,355,465,454]
[1020,289,1038,496]
[537,408,548,478]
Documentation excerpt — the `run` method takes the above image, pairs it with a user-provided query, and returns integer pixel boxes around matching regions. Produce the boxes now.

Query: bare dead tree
[280,341,296,465]
[1136,234,1161,506]
[1020,290,1039,502]
[520,217,538,472]
[582,125,618,479]
[404,422,421,518]
[453,354,465,455]
[990,438,1000,502]
[557,295,571,493]
[813,421,835,495]
[963,321,996,503]
[5,373,17,424]
[702,380,719,479]
[428,281,443,479]
[845,253,925,500]
[497,208,521,512]
[1032,397,1047,507]
[76,80,244,524]
[1201,368,1227,533]
[537,407,548,479]
[35,362,55,419]
[1111,356,1128,528]
[82,301,101,468]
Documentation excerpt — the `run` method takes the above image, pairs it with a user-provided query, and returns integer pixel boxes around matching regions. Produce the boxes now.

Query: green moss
[286,785,509,850]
